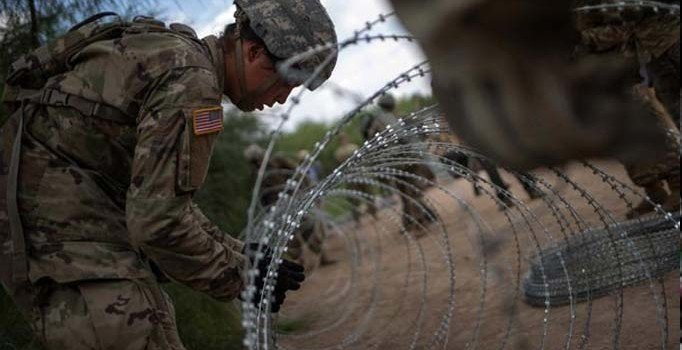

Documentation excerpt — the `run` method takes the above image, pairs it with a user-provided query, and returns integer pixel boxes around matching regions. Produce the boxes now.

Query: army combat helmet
[233,0,338,92]
[377,93,396,111]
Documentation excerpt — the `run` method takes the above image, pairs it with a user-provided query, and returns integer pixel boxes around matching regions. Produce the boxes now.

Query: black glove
[242,243,305,312]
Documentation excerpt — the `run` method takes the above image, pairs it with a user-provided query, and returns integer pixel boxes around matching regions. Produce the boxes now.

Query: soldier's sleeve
[126,66,245,301]
[190,202,244,252]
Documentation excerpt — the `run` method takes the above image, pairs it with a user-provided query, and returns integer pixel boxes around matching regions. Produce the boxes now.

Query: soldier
[297,149,322,184]
[389,0,677,170]
[334,132,367,224]
[244,144,300,210]
[0,0,337,348]
[362,94,398,141]
[574,3,680,217]
[244,145,333,266]
[363,94,437,236]
[389,0,678,214]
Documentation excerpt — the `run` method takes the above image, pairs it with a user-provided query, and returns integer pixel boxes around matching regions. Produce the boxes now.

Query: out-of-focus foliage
[163,284,244,350]
[274,93,436,175]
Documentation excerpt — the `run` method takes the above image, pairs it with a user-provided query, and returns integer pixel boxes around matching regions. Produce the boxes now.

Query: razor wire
[238,6,680,350]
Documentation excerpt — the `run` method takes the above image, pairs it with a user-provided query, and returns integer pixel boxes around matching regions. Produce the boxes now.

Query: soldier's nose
[276,86,294,104]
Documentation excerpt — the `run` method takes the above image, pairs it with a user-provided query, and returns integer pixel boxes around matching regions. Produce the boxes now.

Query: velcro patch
[192,106,223,136]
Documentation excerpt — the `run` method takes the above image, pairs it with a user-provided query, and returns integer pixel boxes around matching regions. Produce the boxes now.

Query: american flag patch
[192,106,224,136]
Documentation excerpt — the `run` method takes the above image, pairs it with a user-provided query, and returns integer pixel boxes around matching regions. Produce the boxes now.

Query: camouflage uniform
[245,148,329,265]
[334,137,366,224]
[575,3,681,216]
[362,103,437,234]
[1,18,245,349]
[251,152,300,210]
[389,0,678,170]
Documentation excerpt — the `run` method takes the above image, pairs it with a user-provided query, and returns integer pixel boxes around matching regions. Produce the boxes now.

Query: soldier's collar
[202,35,227,95]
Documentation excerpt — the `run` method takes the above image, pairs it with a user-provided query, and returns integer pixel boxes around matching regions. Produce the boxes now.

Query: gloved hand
[242,243,305,312]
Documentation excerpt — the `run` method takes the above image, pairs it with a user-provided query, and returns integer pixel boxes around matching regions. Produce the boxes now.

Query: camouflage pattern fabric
[287,216,328,263]
[256,155,299,208]
[333,142,366,223]
[29,279,184,350]
[1,18,246,348]
[625,86,680,187]
[648,40,680,124]
[362,111,437,231]
[247,155,327,263]
[576,7,680,60]
[389,0,677,169]
[234,0,338,89]
[362,111,398,142]
[575,6,681,188]
[396,163,437,233]
[334,143,359,164]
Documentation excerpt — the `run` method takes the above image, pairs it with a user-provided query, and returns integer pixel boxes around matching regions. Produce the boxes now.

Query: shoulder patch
[192,106,223,136]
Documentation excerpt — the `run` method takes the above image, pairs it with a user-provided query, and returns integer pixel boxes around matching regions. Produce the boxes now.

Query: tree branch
[27,0,39,47]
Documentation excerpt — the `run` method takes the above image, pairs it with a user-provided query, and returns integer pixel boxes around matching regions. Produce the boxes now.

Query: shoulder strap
[3,87,133,126]
[5,102,33,310]
[68,12,120,33]
[6,13,127,88]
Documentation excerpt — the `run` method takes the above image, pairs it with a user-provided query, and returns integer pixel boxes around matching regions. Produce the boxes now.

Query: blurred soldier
[362,94,399,141]
[244,144,299,210]
[390,0,677,169]
[335,132,360,163]
[244,145,333,266]
[574,3,680,217]
[363,94,437,235]
[443,150,543,210]
[297,149,322,183]
[0,0,338,348]
[334,132,366,224]
[623,85,680,218]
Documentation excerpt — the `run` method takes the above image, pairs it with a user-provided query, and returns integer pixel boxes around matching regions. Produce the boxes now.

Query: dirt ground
[277,161,680,350]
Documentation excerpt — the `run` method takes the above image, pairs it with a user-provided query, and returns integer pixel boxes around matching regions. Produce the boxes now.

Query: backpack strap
[4,87,133,125]
[5,101,34,310]
[68,12,120,33]
[39,88,133,125]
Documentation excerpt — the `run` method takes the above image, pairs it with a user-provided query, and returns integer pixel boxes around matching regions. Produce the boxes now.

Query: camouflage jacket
[334,143,359,164]
[252,155,299,208]
[362,111,399,141]
[575,1,680,60]
[0,19,246,301]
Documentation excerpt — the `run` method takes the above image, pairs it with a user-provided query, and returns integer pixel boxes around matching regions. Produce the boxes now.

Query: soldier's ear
[245,42,270,67]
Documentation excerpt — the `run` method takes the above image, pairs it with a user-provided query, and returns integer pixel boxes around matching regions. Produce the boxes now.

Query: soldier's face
[240,42,298,111]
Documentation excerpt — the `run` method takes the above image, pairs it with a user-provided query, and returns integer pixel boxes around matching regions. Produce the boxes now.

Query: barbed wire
[239,7,680,350]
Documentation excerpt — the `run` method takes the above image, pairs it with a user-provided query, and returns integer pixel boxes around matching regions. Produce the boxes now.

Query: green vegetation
[163,284,243,350]
[274,94,436,175]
